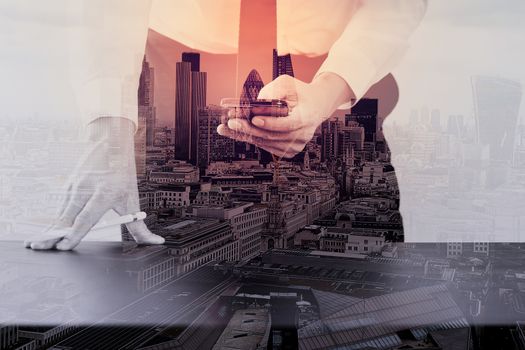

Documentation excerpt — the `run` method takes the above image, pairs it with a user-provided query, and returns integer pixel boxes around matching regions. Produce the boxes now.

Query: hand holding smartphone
[220,98,289,123]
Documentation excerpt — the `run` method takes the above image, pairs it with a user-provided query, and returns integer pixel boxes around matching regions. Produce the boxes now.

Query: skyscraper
[197,107,235,169]
[175,52,207,165]
[472,76,522,162]
[135,56,154,179]
[321,118,341,162]
[272,49,294,79]
[182,52,200,72]
[345,98,378,143]
[134,113,147,179]
[138,56,156,147]
[175,60,192,161]
[191,70,207,164]
[237,69,265,161]
[240,69,265,103]
[271,48,306,164]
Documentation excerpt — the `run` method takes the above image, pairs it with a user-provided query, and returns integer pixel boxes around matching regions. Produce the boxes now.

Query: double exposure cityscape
[1,42,525,349]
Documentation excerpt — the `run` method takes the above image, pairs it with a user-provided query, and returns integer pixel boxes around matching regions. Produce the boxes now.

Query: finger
[257,74,296,100]
[218,125,262,145]
[257,82,287,101]
[29,237,63,250]
[251,113,302,132]
[55,191,108,250]
[125,220,165,245]
[32,187,72,245]
[114,203,165,245]
[56,184,94,227]
[218,125,301,158]
[26,225,74,249]
[227,119,287,141]
[55,182,73,217]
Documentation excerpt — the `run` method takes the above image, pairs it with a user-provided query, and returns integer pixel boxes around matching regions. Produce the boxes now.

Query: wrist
[87,117,136,158]
[87,117,135,141]
[312,72,355,114]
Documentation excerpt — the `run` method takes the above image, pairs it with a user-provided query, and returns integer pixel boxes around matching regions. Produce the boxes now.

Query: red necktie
[237,0,277,96]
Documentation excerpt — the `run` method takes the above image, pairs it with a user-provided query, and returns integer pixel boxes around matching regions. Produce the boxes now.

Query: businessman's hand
[25,117,164,250]
[217,73,353,158]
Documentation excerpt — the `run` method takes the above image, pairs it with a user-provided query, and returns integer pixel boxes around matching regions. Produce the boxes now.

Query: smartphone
[220,98,289,122]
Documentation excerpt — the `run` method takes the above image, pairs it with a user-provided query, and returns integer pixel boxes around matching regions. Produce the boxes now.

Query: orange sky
[145,29,326,127]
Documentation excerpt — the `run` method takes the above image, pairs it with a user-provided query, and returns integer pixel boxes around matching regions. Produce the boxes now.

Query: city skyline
[2,2,525,348]
[145,29,327,127]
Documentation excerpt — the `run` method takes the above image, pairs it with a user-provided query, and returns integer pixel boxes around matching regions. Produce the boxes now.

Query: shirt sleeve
[315,0,427,109]
[67,0,152,129]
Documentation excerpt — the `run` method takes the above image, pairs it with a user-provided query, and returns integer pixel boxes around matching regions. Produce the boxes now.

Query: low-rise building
[193,187,232,206]
[446,241,490,258]
[157,218,239,275]
[293,225,386,256]
[184,202,267,261]
[149,162,199,184]
[148,183,204,209]
[18,323,80,349]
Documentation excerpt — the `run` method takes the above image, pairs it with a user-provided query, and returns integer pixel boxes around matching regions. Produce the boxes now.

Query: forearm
[86,117,137,171]
[315,0,427,108]
[68,1,152,127]
[311,72,355,119]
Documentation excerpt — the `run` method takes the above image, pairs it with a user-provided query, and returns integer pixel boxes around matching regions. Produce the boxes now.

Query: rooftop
[212,308,269,350]
[157,218,231,246]
[298,284,467,350]
[326,227,383,237]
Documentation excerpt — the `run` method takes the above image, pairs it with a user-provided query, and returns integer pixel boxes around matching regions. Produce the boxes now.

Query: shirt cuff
[76,77,139,132]
[315,49,379,110]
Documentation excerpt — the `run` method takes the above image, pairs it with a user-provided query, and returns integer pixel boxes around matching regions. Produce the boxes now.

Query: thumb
[257,75,296,100]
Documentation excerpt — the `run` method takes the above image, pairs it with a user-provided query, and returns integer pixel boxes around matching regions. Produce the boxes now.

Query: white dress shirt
[1,0,427,127]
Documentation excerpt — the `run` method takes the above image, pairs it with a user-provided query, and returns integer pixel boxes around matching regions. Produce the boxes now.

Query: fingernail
[252,118,264,127]
[228,119,242,130]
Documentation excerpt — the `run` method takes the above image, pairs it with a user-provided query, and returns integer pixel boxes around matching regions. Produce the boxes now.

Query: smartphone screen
[220,98,289,121]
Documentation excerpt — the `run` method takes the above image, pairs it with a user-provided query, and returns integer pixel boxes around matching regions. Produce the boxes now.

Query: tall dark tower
[190,70,207,165]
[138,56,156,147]
[175,52,207,164]
[182,52,200,72]
[272,49,294,79]
[345,98,378,143]
[321,119,340,162]
[175,60,192,161]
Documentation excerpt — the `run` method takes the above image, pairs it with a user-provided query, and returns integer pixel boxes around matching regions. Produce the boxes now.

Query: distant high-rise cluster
[323,98,377,163]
